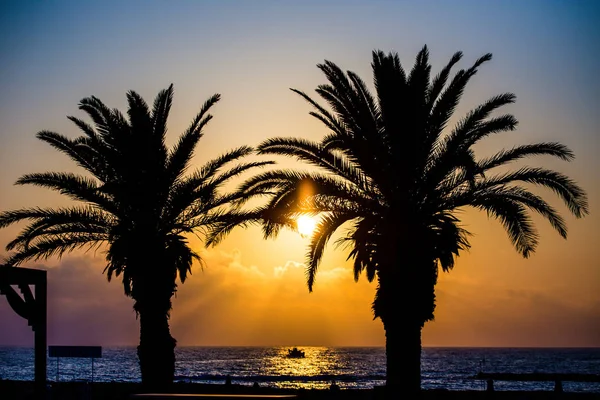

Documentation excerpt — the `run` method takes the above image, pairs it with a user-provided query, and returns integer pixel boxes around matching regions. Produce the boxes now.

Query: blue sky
[0,1,599,347]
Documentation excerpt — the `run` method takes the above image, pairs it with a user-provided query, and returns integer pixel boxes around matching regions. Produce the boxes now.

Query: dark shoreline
[2,380,600,400]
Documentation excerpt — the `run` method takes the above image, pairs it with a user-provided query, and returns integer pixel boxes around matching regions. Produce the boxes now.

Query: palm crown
[1,85,269,289]
[241,46,588,289]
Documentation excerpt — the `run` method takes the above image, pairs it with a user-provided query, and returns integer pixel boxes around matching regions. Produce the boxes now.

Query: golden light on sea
[261,347,345,389]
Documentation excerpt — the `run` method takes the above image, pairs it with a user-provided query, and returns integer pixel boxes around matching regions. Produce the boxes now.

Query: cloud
[3,247,596,349]
[169,247,380,346]
[423,279,600,347]
[0,255,138,347]
[274,261,303,278]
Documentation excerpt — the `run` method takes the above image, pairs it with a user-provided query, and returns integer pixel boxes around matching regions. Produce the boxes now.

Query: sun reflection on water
[260,347,346,389]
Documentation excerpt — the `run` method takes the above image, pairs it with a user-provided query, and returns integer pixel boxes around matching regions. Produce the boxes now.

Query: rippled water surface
[1,347,598,392]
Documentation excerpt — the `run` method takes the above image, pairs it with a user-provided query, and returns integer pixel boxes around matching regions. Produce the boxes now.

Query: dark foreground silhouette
[1,380,599,400]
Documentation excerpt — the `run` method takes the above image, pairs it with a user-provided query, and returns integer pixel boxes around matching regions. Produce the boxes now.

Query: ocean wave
[2,347,599,392]
[174,373,386,383]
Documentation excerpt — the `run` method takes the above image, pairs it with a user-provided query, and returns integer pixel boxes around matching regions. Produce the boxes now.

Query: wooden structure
[475,372,600,392]
[0,267,47,399]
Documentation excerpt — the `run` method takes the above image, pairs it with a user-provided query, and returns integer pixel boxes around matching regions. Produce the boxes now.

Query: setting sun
[296,215,317,237]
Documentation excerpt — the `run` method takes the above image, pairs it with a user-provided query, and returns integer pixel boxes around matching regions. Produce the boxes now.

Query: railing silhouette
[474,372,600,392]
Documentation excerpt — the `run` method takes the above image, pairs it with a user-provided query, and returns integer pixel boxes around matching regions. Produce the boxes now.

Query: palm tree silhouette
[0,85,271,389]
[234,46,589,392]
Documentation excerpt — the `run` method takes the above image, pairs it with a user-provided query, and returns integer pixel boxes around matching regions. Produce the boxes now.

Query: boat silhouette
[286,347,305,358]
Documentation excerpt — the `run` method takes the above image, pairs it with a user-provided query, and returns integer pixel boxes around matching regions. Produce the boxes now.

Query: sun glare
[296,215,317,237]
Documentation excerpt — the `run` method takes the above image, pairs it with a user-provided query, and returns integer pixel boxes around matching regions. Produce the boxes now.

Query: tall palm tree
[231,46,589,392]
[0,85,271,389]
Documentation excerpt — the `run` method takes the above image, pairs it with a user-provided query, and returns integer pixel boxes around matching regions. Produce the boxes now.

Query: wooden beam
[0,266,47,400]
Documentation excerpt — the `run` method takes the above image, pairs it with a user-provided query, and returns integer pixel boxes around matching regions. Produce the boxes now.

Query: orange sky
[0,1,598,347]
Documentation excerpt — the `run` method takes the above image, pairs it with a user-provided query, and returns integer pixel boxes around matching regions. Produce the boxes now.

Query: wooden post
[554,380,563,392]
[0,268,47,400]
[34,271,47,399]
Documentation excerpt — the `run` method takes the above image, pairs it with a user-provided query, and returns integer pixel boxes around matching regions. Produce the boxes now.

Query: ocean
[0,347,598,392]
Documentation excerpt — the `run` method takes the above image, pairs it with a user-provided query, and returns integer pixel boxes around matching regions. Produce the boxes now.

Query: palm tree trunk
[376,229,433,396]
[128,253,178,391]
[137,305,176,390]
[382,315,423,395]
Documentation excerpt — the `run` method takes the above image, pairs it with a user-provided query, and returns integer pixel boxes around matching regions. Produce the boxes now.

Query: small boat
[286,347,305,358]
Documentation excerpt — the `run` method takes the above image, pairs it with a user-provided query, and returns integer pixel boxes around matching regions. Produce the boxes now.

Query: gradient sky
[0,1,599,348]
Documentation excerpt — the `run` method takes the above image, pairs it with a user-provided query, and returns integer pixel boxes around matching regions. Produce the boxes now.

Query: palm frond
[429,213,471,272]
[4,234,108,266]
[290,89,347,137]
[239,169,375,214]
[164,233,196,283]
[66,116,100,141]
[78,95,115,136]
[151,84,174,142]
[196,146,255,182]
[35,131,99,173]
[372,50,407,124]
[426,51,463,111]
[6,217,111,252]
[473,167,589,218]
[470,195,538,257]
[427,53,492,146]
[338,218,377,282]
[407,45,431,121]
[461,114,518,148]
[315,61,359,126]
[491,187,567,238]
[126,89,152,137]
[15,172,116,212]
[206,160,275,195]
[478,142,574,171]
[454,94,516,138]
[436,94,516,159]
[306,212,352,291]
[164,149,266,222]
[371,50,407,155]
[166,93,220,183]
[347,70,379,128]
[202,209,265,247]
[426,113,518,194]
[0,206,112,229]
[257,137,371,191]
